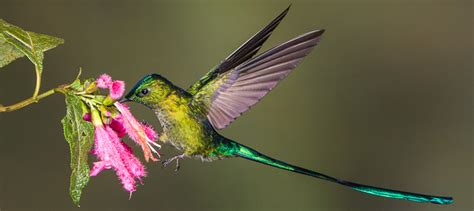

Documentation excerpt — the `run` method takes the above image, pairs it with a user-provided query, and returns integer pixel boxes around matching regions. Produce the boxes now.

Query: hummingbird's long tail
[216,139,453,205]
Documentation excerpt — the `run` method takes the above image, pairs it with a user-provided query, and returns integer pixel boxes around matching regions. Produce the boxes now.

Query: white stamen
[146,142,160,157]
[148,139,162,149]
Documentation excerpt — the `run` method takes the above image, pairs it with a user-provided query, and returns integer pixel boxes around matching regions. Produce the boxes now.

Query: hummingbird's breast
[154,93,217,156]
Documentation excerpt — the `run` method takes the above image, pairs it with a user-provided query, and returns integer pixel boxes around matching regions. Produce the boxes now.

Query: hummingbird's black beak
[119,98,131,103]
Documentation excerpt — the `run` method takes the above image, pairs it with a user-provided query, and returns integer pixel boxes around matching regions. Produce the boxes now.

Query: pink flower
[90,110,146,193]
[109,115,127,138]
[87,74,162,195]
[114,102,161,162]
[109,80,125,100]
[96,74,113,89]
[84,113,126,138]
[83,113,91,121]
[95,74,125,100]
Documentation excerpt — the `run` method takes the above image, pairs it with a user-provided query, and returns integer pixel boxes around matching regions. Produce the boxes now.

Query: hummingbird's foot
[162,154,185,172]
[175,157,181,172]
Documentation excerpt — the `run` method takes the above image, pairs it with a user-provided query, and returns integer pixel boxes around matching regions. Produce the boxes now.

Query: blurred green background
[0,0,472,210]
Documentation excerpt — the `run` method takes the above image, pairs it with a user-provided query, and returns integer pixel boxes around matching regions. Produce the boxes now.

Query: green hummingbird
[122,6,453,205]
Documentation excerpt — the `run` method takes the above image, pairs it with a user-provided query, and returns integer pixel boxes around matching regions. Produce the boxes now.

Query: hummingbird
[122,6,453,205]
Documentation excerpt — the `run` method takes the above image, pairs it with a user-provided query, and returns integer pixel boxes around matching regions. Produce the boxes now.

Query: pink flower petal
[142,123,158,141]
[114,102,160,162]
[118,141,146,178]
[90,161,109,176]
[109,115,126,138]
[109,80,125,100]
[91,122,146,193]
[103,127,145,177]
[96,74,113,89]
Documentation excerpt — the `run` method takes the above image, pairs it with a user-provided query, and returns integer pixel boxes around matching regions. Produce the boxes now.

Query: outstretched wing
[193,30,325,129]
[187,5,291,95]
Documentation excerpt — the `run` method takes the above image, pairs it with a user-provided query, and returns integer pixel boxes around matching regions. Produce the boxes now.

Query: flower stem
[90,108,103,126]
[0,87,64,112]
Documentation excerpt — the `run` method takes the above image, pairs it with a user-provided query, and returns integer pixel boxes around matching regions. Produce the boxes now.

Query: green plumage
[123,6,453,205]
[216,140,453,205]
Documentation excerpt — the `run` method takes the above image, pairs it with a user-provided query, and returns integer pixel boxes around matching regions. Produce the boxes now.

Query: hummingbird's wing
[192,30,325,129]
[187,6,290,95]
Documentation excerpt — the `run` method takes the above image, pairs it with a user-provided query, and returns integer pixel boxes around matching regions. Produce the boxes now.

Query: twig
[0,87,64,112]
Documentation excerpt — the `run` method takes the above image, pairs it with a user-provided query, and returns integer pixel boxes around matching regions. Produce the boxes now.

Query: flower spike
[89,109,146,193]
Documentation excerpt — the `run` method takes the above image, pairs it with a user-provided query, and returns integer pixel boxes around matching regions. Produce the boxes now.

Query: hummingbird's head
[122,74,173,109]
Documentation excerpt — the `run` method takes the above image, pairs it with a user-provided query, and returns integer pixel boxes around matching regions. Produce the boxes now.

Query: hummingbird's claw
[175,158,181,173]
[161,160,171,168]
[161,154,185,172]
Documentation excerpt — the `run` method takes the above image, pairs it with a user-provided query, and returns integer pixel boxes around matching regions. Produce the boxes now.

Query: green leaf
[61,93,94,206]
[68,78,82,91]
[0,19,64,70]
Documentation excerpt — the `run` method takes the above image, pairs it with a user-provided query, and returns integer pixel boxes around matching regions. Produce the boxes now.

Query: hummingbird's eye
[137,88,150,97]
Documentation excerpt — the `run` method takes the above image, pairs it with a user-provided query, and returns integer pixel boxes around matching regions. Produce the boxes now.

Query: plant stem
[32,64,41,98]
[0,87,63,112]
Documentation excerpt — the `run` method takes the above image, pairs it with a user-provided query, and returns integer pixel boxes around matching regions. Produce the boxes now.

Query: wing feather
[187,6,291,94]
[194,30,325,129]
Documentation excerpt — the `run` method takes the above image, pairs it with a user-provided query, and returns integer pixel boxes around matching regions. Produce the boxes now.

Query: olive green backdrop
[0,0,472,211]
